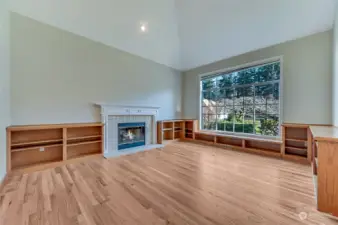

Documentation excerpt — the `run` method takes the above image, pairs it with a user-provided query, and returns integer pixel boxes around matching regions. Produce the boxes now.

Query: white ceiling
[176,0,337,70]
[10,0,337,71]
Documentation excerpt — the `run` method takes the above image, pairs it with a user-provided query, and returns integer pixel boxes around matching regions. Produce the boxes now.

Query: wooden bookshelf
[157,120,198,144]
[157,121,318,164]
[7,123,103,171]
[282,124,310,163]
[192,131,282,159]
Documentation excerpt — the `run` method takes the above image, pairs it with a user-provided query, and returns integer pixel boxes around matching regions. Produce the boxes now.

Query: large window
[200,60,281,137]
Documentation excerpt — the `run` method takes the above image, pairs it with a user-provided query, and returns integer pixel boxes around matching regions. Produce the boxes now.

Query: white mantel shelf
[95,103,163,158]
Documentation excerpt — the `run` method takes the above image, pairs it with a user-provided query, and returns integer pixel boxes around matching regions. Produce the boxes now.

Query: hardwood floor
[1,142,337,225]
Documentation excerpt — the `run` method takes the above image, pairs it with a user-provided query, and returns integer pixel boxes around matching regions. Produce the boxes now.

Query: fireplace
[95,104,163,158]
[118,122,146,150]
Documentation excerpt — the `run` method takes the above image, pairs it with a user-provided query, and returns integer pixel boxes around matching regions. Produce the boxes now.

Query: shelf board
[11,143,63,153]
[11,139,63,147]
[67,140,102,147]
[216,142,281,158]
[285,146,307,151]
[67,152,101,160]
[174,130,182,133]
[285,138,307,143]
[163,128,173,131]
[67,135,101,141]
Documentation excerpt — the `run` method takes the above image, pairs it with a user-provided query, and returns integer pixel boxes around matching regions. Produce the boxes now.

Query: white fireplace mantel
[95,103,162,158]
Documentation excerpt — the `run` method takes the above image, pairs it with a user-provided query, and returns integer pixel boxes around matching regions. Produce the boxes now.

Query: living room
[1,0,338,224]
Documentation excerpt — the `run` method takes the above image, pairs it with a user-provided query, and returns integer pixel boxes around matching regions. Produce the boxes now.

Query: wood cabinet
[7,123,103,171]
[310,126,338,217]
[157,120,198,144]
[281,124,311,163]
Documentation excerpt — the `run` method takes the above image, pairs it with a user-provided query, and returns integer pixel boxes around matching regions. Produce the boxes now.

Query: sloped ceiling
[177,0,337,70]
[10,0,181,69]
[10,0,337,71]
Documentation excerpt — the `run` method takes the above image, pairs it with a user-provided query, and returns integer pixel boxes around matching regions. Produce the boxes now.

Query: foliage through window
[201,61,281,137]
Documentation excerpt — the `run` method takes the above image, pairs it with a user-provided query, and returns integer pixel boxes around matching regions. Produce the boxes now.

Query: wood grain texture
[7,123,103,171]
[1,142,337,225]
[63,128,67,161]
[7,123,103,131]
[317,141,338,216]
[308,128,313,162]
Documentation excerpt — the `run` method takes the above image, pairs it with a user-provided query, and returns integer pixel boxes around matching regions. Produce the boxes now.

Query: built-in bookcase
[157,121,312,164]
[157,120,198,144]
[7,123,103,171]
[282,124,310,163]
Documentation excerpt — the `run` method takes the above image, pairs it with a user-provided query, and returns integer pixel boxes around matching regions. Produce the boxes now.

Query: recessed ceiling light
[140,22,148,33]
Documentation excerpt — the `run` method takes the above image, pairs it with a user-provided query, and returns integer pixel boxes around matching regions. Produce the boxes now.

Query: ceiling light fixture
[140,22,148,33]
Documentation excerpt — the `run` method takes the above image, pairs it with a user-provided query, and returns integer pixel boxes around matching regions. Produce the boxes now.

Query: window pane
[222,74,233,88]
[217,114,227,131]
[202,92,216,114]
[224,108,235,132]
[202,114,208,130]
[234,106,244,123]
[255,84,273,105]
[234,124,244,133]
[267,83,279,104]
[202,91,210,106]
[201,61,280,136]
[234,88,244,106]
[238,68,259,84]
[259,115,279,136]
[243,86,254,105]
[234,105,244,133]
[267,104,279,115]
[225,89,234,106]
[215,90,225,106]
[202,107,211,114]
[202,78,216,91]
[216,76,225,88]
[257,62,280,82]
[216,107,226,114]
[208,115,217,130]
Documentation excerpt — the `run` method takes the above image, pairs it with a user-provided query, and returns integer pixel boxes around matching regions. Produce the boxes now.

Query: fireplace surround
[95,104,163,158]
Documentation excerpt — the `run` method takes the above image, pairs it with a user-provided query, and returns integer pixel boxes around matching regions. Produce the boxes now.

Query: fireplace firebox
[118,122,146,150]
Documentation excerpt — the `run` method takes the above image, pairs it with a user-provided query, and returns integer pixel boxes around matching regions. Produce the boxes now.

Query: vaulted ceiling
[10,0,337,71]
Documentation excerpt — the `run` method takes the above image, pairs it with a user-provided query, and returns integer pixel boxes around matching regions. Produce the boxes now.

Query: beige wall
[333,6,338,126]
[183,30,333,125]
[0,2,10,180]
[11,13,182,125]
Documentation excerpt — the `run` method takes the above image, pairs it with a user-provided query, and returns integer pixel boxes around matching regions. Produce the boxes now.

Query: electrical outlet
[39,147,45,152]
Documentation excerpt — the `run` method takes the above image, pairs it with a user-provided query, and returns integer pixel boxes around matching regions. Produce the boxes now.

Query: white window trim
[197,56,284,139]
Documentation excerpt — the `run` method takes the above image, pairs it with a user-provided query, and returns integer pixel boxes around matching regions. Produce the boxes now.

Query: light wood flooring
[1,142,338,225]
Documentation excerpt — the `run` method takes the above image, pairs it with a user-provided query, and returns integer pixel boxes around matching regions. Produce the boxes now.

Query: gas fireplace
[118,122,146,150]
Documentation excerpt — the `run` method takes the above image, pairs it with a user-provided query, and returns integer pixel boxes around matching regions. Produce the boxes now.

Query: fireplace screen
[118,122,146,150]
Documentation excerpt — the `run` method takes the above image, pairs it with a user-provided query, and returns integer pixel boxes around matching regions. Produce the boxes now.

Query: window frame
[198,56,284,139]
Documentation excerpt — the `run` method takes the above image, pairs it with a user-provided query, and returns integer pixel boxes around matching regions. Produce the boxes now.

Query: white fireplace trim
[95,103,162,157]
